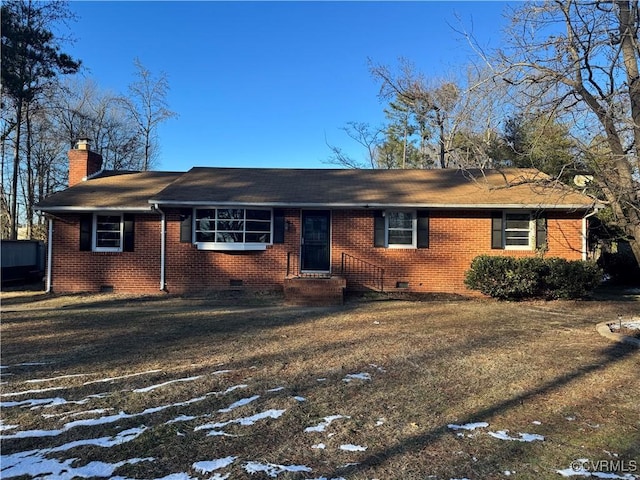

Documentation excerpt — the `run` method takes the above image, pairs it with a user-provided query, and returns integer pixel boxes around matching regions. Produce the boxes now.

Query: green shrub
[465,255,602,300]
[544,257,602,299]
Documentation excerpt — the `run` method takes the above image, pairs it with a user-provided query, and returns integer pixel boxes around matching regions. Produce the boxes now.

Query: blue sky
[68,1,512,171]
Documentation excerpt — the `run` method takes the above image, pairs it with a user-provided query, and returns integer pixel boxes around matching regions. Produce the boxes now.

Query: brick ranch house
[36,141,595,302]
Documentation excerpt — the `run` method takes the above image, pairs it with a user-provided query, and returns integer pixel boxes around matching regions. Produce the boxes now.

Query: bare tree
[369,59,461,168]
[1,0,80,238]
[325,122,384,169]
[489,0,640,267]
[119,58,177,171]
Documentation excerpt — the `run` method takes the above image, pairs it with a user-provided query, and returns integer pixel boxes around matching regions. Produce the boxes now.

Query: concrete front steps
[284,276,347,306]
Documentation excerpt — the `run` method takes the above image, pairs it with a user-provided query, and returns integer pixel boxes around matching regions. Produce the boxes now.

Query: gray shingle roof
[36,167,594,212]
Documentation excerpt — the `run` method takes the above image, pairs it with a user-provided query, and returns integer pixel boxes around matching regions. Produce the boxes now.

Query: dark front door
[301,210,331,272]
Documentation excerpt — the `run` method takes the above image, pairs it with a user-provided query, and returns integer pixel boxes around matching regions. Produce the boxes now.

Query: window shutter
[180,210,192,243]
[491,211,504,249]
[79,214,92,251]
[417,210,430,248]
[374,210,385,247]
[123,214,135,252]
[273,209,285,244]
[535,214,547,250]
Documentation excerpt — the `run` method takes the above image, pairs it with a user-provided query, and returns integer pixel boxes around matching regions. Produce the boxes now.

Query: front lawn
[1,292,638,479]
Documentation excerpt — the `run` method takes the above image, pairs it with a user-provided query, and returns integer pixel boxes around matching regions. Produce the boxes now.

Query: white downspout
[155,204,166,291]
[582,208,599,261]
[46,217,53,293]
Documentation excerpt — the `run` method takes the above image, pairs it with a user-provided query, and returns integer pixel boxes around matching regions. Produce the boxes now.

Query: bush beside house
[465,255,602,300]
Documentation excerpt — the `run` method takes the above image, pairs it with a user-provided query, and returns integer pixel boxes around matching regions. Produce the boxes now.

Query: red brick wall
[163,208,300,293]
[50,213,162,294]
[49,208,586,295]
[331,209,585,293]
[68,149,103,187]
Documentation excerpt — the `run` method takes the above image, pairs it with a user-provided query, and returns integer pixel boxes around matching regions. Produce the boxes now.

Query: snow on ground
[305,415,351,433]
[132,375,203,393]
[2,361,636,480]
[610,320,640,331]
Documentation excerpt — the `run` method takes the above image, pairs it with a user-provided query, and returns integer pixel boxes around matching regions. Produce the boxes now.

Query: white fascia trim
[149,200,593,210]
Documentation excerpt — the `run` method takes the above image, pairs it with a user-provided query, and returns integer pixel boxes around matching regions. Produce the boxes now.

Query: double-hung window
[374,210,429,249]
[93,214,124,252]
[504,212,533,249]
[195,208,272,250]
[387,210,416,248]
[492,211,545,251]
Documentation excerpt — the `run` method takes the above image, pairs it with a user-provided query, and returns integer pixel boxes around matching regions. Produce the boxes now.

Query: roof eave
[36,206,157,213]
[148,200,594,210]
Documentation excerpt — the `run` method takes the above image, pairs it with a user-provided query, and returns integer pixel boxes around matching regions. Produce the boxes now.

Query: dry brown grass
[1,290,638,480]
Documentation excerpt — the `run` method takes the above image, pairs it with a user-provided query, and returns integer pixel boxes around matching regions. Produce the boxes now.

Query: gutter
[146,200,593,210]
[36,206,156,213]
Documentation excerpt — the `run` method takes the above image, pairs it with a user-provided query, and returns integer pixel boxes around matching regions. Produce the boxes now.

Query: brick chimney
[68,138,103,187]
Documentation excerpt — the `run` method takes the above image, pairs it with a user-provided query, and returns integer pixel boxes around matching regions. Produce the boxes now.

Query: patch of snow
[25,373,87,383]
[0,423,19,431]
[342,372,371,383]
[557,459,638,479]
[218,395,260,413]
[317,378,327,382]
[0,427,64,440]
[1,396,68,408]
[195,409,286,436]
[166,414,199,424]
[448,422,489,431]
[375,418,385,426]
[213,369,232,375]
[305,415,351,433]
[244,461,312,477]
[267,386,285,392]
[610,321,640,331]
[312,443,326,449]
[192,456,237,473]
[305,477,347,480]
[83,369,162,385]
[131,474,199,480]
[340,444,367,451]
[293,396,306,402]
[1,448,152,479]
[532,420,542,425]
[133,375,202,393]
[488,430,545,442]
[1,386,66,397]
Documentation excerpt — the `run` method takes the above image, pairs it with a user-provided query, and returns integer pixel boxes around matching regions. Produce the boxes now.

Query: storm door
[301,210,331,272]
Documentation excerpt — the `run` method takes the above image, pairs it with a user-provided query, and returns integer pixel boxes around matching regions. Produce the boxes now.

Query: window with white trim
[387,210,416,248]
[194,208,272,249]
[504,212,533,249]
[93,214,123,252]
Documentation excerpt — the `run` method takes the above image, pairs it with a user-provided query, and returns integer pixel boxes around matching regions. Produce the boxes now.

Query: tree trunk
[10,101,22,240]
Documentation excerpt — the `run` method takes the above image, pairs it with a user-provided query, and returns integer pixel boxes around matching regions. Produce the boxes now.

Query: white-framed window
[194,208,272,250]
[387,210,416,248]
[504,212,534,249]
[93,213,123,252]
